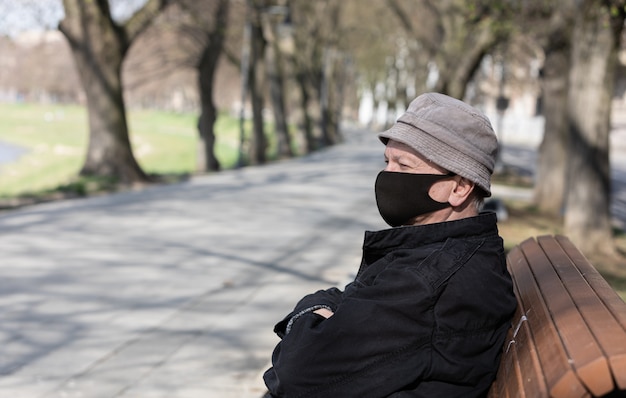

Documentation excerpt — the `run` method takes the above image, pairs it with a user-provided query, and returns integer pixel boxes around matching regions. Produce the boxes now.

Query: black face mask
[375,171,454,227]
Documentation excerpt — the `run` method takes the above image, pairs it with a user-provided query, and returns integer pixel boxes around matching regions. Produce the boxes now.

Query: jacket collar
[363,212,498,253]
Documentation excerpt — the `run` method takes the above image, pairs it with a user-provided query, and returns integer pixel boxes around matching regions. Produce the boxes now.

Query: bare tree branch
[124,0,172,43]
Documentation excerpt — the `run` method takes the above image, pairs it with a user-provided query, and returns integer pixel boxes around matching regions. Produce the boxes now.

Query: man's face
[383,139,448,174]
[381,139,459,224]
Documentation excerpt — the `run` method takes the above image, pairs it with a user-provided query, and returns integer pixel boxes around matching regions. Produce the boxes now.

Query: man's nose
[384,162,400,172]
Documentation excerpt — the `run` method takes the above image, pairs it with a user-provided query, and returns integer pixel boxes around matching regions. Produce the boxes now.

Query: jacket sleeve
[263,264,436,398]
[272,287,344,338]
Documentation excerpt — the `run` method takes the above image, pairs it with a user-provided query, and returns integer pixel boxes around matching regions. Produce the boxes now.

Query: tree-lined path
[0,127,384,398]
[1,122,625,398]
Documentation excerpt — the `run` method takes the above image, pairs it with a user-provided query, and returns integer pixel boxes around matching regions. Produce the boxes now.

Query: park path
[0,127,387,398]
[1,121,623,398]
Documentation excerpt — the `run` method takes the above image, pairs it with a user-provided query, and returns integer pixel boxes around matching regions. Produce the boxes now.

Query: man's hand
[313,308,334,318]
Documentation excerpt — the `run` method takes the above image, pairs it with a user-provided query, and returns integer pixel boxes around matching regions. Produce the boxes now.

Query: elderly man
[263,93,517,397]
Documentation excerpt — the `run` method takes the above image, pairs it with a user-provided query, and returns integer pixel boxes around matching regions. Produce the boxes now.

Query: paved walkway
[2,120,624,398]
[0,128,387,398]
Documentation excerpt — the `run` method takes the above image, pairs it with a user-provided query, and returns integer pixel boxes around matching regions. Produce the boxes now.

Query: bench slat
[508,240,587,398]
[554,235,626,390]
[535,236,615,396]
[555,235,626,329]
[503,339,522,398]
[509,239,586,397]
[490,309,545,398]
[489,235,626,397]
[490,328,515,397]
[504,257,550,398]
[509,310,552,397]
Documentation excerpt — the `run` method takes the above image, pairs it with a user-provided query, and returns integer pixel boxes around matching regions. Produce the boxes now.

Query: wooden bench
[488,235,626,398]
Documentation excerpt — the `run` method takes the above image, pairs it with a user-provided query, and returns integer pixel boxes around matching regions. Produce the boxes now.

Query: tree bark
[320,47,341,145]
[289,0,342,151]
[295,71,315,154]
[534,25,571,215]
[289,0,318,153]
[434,19,501,99]
[386,0,510,100]
[58,0,170,183]
[247,0,267,165]
[564,0,624,256]
[265,14,293,159]
[195,0,229,172]
[319,1,342,146]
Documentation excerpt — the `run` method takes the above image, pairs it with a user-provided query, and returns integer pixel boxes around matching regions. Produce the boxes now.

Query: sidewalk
[0,128,387,398]
[0,124,543,398]
[4,103,626,397]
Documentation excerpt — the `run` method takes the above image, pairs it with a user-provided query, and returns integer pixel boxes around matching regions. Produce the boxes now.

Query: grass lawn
[498,198,626,301]
[0,102,243,198]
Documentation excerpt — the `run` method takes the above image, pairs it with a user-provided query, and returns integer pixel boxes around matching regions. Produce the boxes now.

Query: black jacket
[264,213,516,397]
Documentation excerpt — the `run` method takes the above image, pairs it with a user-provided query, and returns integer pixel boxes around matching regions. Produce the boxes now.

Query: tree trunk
[435,21,500,100]
[289,0,342,152]
[318,1,342,146]
[534,30,571,215]
[60,1,144,183]
[386,58,399,127]
[197,100,220,172]
[59,0,169,183]
[564,1,624,256]
[196,0,229,172]
[371,81,381,129]
[265,20,293,159]
[295,71,315,154]
[72,43,146,182]
[248,2,267,165]
[320,48,341,146]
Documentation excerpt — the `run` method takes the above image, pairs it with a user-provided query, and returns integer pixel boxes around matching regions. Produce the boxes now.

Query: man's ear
[448,177,475,207]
